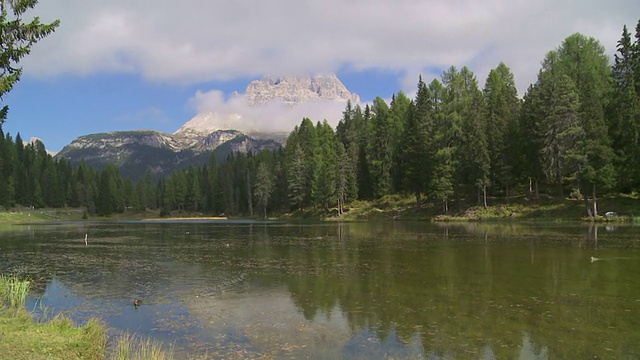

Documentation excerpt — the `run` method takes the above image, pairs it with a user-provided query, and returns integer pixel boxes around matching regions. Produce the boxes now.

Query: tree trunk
[592,184,598,217]
[557,177,564,198]
[506,183,510,204]
[246,170,253,216]
[415,192,422,208]
[583,195,593,218]
[483,185,488,209]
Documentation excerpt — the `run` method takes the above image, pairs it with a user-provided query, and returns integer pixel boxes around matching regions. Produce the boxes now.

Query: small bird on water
[590,256,599,263]
[133,299,142,307]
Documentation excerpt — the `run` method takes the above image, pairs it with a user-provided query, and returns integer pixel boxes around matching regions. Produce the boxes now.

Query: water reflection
[1,221,639,358]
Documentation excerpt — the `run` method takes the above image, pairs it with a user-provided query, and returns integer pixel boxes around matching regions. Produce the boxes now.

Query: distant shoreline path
[141,217,228,221]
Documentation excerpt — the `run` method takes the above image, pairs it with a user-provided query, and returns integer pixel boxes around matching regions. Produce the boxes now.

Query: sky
[2,0,639,152]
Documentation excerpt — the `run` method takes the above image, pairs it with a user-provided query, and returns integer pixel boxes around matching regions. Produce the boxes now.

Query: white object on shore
[85,234,88,246]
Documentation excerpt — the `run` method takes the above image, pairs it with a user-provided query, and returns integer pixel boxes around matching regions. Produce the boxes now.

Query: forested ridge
[1,21,640,218]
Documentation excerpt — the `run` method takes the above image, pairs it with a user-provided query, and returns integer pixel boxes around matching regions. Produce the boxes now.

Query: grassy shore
[0,275,173,360]
[2,194,639,224]
[321,194,640,222]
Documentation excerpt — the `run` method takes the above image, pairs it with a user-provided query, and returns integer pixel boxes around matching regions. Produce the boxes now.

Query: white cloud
[21,0,640,95]
[187,89,349,134]
[189,88,350,133]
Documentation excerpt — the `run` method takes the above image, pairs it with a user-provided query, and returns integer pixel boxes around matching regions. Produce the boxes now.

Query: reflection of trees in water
[2,221,640,358]
[270,222,640,359]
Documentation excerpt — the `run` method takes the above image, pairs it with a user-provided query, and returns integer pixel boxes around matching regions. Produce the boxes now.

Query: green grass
[323,193,640,222]
[0,208,85,224]
[0,274,31,308]
[111,332,174,360]
[0,311,107,360]
[0,275,175,360]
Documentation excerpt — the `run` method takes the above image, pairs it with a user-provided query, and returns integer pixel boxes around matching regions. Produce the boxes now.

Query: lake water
[1,220,639,359]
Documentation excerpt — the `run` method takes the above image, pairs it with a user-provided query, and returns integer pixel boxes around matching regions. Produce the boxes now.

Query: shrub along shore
[0,275,173,360]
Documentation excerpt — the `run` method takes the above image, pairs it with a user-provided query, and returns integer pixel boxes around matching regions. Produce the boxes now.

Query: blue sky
[2,0,639,152]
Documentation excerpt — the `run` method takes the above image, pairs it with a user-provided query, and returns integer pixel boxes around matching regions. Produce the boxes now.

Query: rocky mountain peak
[175,73,359,139]
[245,73,360,106]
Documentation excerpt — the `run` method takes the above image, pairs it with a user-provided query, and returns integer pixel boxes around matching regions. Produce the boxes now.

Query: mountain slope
[55,73,359,179]
[56,130,281,179]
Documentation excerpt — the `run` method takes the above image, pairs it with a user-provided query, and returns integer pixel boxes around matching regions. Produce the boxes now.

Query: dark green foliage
[335,101,363,203]
[610,23,640,191]
[483,63,520,199]
[254,162,274,218]
[369,97,393,198]
[401,77,432,207]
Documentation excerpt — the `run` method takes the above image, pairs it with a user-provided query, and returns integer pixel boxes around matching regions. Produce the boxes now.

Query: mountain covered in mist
[55,74,359,179]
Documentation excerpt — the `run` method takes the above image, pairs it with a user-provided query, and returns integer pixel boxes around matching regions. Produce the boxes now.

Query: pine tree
[610,23,640,191]
[402,76,432,207]
[335,142,351,216]
[336,101,362,201]
[312,120,338,209]
[534,58,584,197]
[553,33,615,215]
[287,144,306,210]
[389,91,411,192]
[369,97,392,198]
[428,78,455,213]
[0,0,59,126]
[483,63,520,200]
[254,162,274,218]
[357,105,374,200]
[440,66,489,206]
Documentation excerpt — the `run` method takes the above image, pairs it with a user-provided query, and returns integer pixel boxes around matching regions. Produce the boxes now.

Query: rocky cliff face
[245,73,360,106]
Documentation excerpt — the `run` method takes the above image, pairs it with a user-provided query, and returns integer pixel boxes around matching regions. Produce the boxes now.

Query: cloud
[21,0,640,95]
[187,89,349,134]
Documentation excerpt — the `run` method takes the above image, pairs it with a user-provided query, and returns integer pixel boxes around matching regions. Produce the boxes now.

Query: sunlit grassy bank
[0,275,173,360]
[2,194,639,224]
[324,194,640,222]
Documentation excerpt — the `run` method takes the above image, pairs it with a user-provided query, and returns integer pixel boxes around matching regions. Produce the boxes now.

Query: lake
[1,220,639,359]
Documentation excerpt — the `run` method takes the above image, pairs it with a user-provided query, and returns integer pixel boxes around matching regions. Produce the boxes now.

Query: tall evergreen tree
[553,33,615,215]
[610,23,640,191]
[401,76,432,207]
[312,120,338,209]
[428,78,455,213]
[369,97,393,198]
[533,57,584,197]
[389,91,412,192]
[0,0,59,126]
[254,162,274,218]
[336,101,362,202]
[441,66,489,206]
[483,63,520,200]
[357,105,374,200]
[287,143,306,210]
